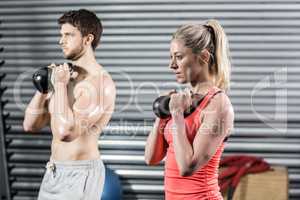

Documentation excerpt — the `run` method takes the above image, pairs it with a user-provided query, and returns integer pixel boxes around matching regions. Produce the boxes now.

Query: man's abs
[50,134,100,161]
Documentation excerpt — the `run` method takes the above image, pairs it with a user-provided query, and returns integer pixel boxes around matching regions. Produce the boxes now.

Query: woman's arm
[144,117,169,165]
[171,92,234,176]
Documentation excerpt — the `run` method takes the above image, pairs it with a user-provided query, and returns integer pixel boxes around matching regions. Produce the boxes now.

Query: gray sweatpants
[37,158,105,200]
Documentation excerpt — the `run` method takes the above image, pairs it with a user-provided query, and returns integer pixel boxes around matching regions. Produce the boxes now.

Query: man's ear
[199,49,210,64]
[85,34,94,46]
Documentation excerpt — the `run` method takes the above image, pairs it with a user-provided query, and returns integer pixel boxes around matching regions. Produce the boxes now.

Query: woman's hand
[169,88,192,116]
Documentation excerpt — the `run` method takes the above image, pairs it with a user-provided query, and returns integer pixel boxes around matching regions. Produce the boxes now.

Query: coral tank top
[163,87,225,200]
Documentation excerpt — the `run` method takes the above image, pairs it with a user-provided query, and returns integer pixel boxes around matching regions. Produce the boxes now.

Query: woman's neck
[191,81,215,95]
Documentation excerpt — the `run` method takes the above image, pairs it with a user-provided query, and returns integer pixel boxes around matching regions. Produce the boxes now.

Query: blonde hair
[172,19,231,91]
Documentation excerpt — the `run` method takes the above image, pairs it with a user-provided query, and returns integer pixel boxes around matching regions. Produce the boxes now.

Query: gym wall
[0,0,299,199]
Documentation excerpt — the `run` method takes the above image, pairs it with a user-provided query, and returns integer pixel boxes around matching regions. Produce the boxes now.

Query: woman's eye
[176,55,182,60]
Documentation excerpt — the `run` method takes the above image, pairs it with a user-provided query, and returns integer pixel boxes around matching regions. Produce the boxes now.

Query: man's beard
[64,44,85,61]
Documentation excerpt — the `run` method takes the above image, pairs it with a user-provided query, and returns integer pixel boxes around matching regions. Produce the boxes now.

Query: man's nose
[59,37,64,46]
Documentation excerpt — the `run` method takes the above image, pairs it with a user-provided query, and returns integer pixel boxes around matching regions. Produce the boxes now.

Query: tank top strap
[195,87,223,113]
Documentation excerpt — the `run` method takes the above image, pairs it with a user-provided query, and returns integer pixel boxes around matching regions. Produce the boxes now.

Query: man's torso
[47,69,114,161]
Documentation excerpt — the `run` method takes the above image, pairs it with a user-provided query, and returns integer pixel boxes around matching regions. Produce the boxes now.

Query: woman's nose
[169,58,177,69]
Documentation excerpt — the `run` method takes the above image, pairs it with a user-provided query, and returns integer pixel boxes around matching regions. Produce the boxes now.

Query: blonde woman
[145,20,234,200]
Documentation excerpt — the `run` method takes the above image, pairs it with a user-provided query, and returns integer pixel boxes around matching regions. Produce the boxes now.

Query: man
[23,9,116,200]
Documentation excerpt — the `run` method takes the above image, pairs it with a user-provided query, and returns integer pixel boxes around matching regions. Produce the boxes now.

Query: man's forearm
[23,91,48,131]
[25,91,48,114]
[53,82,75,137]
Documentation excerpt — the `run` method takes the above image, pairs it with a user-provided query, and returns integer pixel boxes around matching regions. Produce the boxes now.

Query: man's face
[59,23,85,60]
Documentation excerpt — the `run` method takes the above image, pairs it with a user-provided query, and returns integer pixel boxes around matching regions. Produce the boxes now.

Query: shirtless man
[23,9,116,200]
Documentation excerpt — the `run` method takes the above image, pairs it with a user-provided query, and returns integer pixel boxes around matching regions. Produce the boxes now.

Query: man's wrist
[54,81,68,89]
[36,91,48,98]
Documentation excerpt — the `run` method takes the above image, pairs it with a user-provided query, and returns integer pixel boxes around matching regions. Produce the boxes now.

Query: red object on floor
[218,155,271,199]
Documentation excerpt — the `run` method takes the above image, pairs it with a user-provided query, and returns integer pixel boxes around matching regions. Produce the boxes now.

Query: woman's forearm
[145,118,167,165]
[172,112,195,176]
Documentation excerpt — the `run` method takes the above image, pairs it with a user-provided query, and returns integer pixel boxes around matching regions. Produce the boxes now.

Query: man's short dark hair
[58,9,103,50]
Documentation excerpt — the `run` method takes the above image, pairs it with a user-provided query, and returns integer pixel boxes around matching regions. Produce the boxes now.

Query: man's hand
[52,63,71,85]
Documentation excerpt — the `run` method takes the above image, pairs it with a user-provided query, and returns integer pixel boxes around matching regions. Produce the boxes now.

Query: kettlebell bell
[152,92,205,119]
[32,63,75,93]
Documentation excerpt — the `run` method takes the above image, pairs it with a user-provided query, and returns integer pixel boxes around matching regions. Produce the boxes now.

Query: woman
[145,19,234,200]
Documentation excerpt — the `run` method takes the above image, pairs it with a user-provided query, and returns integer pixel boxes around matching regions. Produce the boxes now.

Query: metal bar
[0,19,11,199]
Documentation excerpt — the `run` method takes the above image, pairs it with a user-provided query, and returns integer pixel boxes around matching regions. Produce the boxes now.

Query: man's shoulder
[84,68,116,95]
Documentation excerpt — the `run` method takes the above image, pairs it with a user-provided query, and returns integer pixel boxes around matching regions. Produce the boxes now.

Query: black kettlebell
[32,63,75,93]
[152,92,205,119]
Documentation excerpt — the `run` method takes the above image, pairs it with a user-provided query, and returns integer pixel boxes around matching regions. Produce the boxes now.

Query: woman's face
[169,39,203,84]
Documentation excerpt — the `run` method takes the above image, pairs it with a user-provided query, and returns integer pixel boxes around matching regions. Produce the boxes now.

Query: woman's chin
[176,78,187,84]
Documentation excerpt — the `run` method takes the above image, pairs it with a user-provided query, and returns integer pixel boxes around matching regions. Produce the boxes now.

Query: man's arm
[23,91,50,132]
[52,73,116,142]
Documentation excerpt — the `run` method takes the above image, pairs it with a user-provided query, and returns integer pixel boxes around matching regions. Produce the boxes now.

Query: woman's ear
[199,49,210,65]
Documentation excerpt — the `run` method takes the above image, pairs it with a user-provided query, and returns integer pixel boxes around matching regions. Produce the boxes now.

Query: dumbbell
[32,63,75,93]
[152,92,205,119]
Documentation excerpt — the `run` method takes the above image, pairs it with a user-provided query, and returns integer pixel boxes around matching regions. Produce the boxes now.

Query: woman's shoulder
[205,88,234,116]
